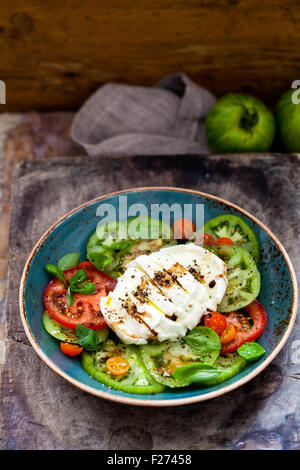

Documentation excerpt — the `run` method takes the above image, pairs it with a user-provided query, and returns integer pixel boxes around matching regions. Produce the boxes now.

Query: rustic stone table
[0,113,299,450]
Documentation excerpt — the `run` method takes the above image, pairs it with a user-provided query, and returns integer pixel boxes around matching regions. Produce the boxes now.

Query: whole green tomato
[275,89,300,152]
[205,94,275,153]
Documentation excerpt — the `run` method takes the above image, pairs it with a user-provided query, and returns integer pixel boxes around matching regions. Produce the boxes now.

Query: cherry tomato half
[220,324,236,344]
[60,342,83,357]
[106,356,130,376]
[215,237,234,245]
[204,312,227,335]
[172,218,195,240]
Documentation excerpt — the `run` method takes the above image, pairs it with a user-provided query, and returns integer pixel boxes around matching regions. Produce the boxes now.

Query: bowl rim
[19,186,298,407]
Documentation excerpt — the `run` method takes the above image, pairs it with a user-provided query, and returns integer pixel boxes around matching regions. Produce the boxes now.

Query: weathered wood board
[1,1,300,110]
[1,153,300,450]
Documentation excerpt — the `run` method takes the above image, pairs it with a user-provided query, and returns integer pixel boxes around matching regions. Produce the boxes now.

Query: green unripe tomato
[205,93,275,153]
[275,89,300,152]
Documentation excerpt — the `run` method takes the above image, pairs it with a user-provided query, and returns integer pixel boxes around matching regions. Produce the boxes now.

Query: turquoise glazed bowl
[20,188,298,406]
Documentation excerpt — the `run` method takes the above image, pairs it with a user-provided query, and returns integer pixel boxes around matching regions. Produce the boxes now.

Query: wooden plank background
[0,0,299,110]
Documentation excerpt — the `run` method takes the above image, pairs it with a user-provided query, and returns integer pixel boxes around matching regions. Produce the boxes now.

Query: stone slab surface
[1,153,300,450]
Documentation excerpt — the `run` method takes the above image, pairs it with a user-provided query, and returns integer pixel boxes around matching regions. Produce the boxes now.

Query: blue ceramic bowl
[20,188,298,406]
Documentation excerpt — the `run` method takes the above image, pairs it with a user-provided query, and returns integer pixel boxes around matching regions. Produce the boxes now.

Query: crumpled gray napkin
[71,73,216,156]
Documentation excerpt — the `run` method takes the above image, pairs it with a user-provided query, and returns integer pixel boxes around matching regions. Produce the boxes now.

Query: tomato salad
[42,215,267,394]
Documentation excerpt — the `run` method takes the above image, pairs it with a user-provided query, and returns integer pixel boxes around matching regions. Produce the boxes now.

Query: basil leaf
[173,363,222,384]
[71,282,96,295]
[67,287,74,307]
[183,326,221,355]
[75,324,100,351]
[58,252,80,271]
[45,264,66,285]
[68,269,96,295]
[87,251,113,271]
[69,269,86,287]
[237,342,266,361]
[87,231,136,272]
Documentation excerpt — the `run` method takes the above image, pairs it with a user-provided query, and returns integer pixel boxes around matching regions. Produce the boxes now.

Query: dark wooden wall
[0,0,299,111]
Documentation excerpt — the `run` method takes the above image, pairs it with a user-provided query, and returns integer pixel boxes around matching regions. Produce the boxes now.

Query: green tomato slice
[91,217,173,242]
[204,214,260,264]
[42,310,78,343]
[126,216,173,240]
[87,217,174,276]
[140,334,220,388]
[217,245,261,312]
[81,339,164,394]
[42,311,109,344]
[198,352,247,386]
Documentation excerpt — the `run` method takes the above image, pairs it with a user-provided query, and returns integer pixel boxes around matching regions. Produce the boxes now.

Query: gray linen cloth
[71,73,216,156]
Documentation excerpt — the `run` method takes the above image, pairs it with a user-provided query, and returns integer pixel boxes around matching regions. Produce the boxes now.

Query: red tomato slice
[221,300,267,354]
[44,261,116,329]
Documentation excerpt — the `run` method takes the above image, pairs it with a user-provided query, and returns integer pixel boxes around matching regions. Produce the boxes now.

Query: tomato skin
[204,312,227,335]
[172,218,195,240]
[44,262,117,330]
[216,237,234,245]
[221,300,267,354]
[60,342,83,357]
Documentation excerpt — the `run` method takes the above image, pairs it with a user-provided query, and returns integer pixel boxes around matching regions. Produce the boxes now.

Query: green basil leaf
[45,264,66,285]
[58,252,80,271]
[173,363,222,384]
[67,287,74,307]
[87,250,114,271]
[71,282,96,295]
[237,342,266,361]
[75,324,100,351]
[183,326,221,355]
[69,269,86,287]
